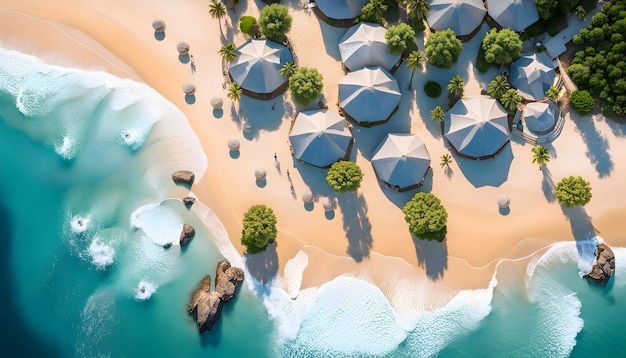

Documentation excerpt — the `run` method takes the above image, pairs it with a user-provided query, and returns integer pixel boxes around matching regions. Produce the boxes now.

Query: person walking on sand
[190,54,196,75]
[274,153,278,167]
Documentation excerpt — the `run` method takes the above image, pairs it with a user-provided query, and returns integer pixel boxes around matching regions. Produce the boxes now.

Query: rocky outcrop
[188,260,245,333]
[183,197,196,206]
[163,242,172,249]
[179,224,195,245]
[172,170,195,187]
[584,243,615,285]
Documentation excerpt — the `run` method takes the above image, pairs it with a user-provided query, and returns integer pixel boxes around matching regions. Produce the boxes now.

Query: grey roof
[228,39,293,95]
[427,0,486,36]
[444,96,510,158]
[315,0,369,20]
[523,101,556,134]
[338,66,401,123]
[372,134,431,190]
[486,0,539,32]
[511,52,555,100]
[339,22,401,72]
[289,109,353,168]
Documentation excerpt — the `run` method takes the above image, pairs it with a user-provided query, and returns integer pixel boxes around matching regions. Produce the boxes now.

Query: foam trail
[88,236,115,270]
[135,281,157,300]
[70,215,90,234]
[55,136,76,159]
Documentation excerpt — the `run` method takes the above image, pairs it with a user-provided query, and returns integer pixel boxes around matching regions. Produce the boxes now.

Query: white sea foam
[88,237,115,270]
[129,203,184,247]
[135,281,157,300]
[283,250,309,299]
[55,136,76,159]
[121,128,144,150]
[70,215,91,234]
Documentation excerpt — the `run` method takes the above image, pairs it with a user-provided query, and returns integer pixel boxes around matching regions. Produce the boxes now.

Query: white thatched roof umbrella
[152,18,166,32]
[289,109,353,168]
[511,52,555,101]
[371,133,431,191]
[211,97,223,109]
[322,197,334,211]
[486,0,539,32]
[227,138,240,151]
[254,168,267,180]
[177,41,190,55]
[427,0,486,36]
[444,96,510,159]
[523,102,557,134]
[182,82,195,95]
[338,66,401,124]
[302,191,314,204]
[338,22,400,72]
[498,195,511,209]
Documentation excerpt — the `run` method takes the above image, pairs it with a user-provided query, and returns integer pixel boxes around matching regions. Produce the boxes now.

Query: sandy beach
[1,0,625,313]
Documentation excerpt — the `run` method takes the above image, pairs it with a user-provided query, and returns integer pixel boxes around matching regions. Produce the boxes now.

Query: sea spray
[88,236,116,270]
[134,281,157,300]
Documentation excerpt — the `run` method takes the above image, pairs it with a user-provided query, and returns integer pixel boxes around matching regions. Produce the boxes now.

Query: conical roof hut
[511,52,555,101]
[338,22,400,72]
[427,0,486,37]
[371,133,431,191]
[486,0,539,32]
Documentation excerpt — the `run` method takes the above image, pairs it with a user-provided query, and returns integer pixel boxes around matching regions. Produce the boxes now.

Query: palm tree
[208,0,226,37]
[447,75,464,101]
[531,145,550,169]
[440,153,452,168]
[430,105,445,122]
[500,89,522,114]
[219,43,237,69]
[545,86,561,103]
[227,82,242,102]
[404,0,430,26]
[279,61,297,79]
[487,75,510,100]
[406,50,425,90]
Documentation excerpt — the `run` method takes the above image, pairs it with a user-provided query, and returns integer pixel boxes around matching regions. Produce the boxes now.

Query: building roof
[372,133,431,190]
[511,52,555,101]
[427,0,486,36]
[486,0,539,32]
[228,39,293,95]
[315,0,369,20]
[339,22,401,72]
[523,101,557,134]
[444,96,510,159]
[338,66,401,123]
[289,109,353,168]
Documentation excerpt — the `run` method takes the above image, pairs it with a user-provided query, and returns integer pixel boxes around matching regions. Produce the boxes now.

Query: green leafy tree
[385,23,418,55]
[403,0,430,26]
[424,81,442,98]
[326,161,364,193]
[500,89,522,114]
[241,204,278,254]
[288,67,324,106]
[227,82,242,102]
[208,0,226,37]
[487,75,510,100]
[546,86,561,102]
[558,0,578,16]
[430,105,445,122]
[360,0,388,25]
[570,90,595,114]
[402,192,448,241]
[531,145,550,169]
[440,153,452,168]
[219,43,237,64]
[447,75,464,101]
[481,28,523,66]
[575,5,587,21]
[259,4,293,43]
[425,29,463,68]
[239,16,257,35]
[406,50,425,90]
[279,61,297,79]
[555,176,592,208]
[536,0,558,20]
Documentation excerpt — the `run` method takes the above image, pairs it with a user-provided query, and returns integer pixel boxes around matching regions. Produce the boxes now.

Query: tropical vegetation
[430,105,445,122]
[481,28,523,66]
[239,16,257,36]
[424,29,463,68]
[531,145,551,169]
[241,205,278,254]
[288,67,324,106]
[279,61,297,79]
[499,89,522,114]
[208,0,226,37]
[447,75,464,101]
[326,161,364,193]
[227,82,242,102]
[440,153,452,168]
[487,75,510,101]
[402,192,448,241]
[359,0,388,25]
[424,81,441,98]
[258,3,293,43]
[385,23,417,55]
[555,176,593,208]
[546,86,561,103]
[406,50,425,90]
[219,43,237,64]
[570,90,595,114]
[402,0,429,29]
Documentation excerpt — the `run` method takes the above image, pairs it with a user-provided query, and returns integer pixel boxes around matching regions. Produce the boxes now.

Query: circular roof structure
[486,0,539,32]
[524,101,557,134]
[315,0,369,20]
[371,133,431,190]
[338,22,400,72]
[511,52,556,101]
[427,0,486,36]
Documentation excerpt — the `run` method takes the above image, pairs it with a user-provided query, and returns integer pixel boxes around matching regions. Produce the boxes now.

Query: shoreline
[1,0,625,310]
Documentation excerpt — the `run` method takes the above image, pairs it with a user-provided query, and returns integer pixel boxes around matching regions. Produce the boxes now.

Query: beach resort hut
[511,52,556,101]
[228,38,293,100]
[523,101,557,135]
[486,0,539,32]
[288,109,354,168]
[312,0,370,27]
[444,95,510,160]
[427,0,486,39]
[371,133,431,191]
[338,66,401,126]
[338,22,401,72]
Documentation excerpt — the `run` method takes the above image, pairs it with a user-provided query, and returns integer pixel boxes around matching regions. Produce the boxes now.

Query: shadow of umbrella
[456,144,514,188]
[185,94,196,104]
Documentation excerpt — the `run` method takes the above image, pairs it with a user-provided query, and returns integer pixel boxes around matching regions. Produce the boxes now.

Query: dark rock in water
[183,197,196,206]
[188,260,245,333]
[179,224,195,245]
[584,243,616,285]
[172,170,195,187]
[163,242,172,249]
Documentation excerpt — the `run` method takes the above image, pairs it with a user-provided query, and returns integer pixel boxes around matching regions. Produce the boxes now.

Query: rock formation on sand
[172,170,195,186]
[179,224,195,245]
[183,196,196,206]
[584,243,615,285]
[188,260,245,333]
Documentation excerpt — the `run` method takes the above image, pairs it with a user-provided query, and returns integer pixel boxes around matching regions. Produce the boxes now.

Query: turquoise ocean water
[1,47,625,357]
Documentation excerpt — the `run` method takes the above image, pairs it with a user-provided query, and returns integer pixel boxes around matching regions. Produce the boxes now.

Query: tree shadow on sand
[412,236,448,281]
[337,192,373,263]
[572,113,614,178]
[561,206,599,260]
[541,167,556,202]
[243,241,279,285]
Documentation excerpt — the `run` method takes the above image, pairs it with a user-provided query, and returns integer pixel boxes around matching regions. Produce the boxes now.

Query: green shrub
[555,176,592,208]
[258,4,292,43]
[385,23,417,55]
[239,16,257,35]
[424,81,442,98]
[476,46,490,73]
[425,29,463,68]
[402,192,448,241]
[326,161,364,193]
[289,67,324,106]
[570,90,595,114]
[241,205,278,254]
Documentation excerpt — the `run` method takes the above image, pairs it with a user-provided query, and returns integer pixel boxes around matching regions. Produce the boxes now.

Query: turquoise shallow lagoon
[1,47,625,357]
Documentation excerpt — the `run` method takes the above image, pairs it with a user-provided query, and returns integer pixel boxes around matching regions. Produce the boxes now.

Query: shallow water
[1,47,625,357]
